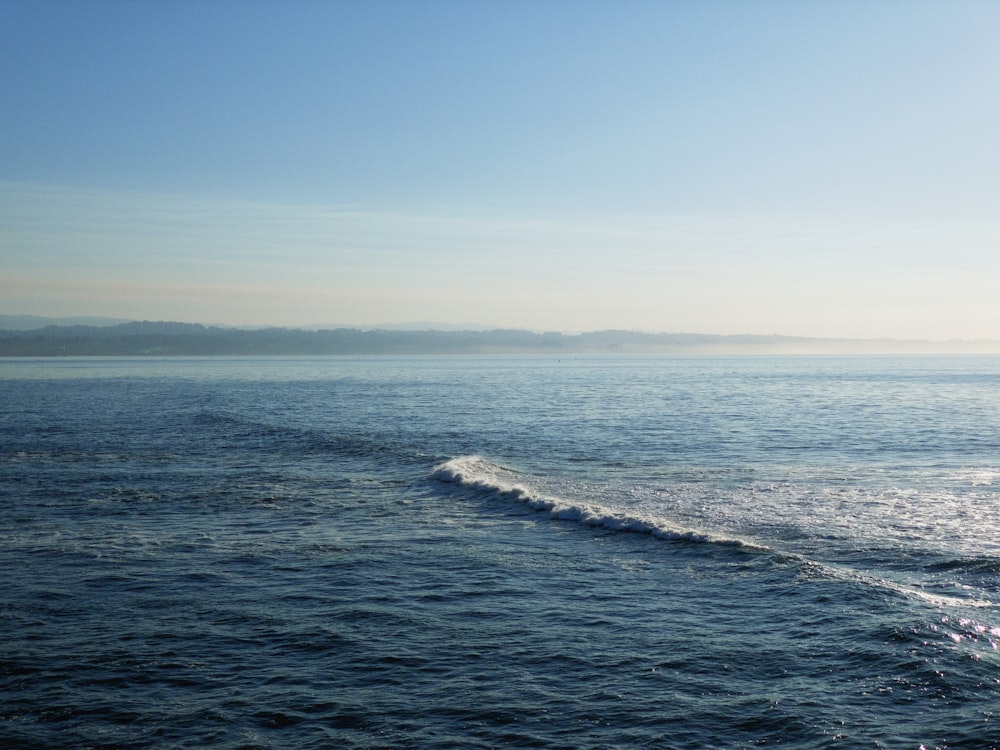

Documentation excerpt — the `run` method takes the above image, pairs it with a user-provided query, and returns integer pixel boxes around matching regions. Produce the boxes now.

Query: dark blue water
[2,356,999,749]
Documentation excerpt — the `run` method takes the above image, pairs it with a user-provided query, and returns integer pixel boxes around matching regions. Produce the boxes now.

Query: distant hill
[1,321,998,356]
[0,315,133,330]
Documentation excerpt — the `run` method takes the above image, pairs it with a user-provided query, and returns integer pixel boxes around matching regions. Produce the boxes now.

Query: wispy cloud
[3,182,999,337]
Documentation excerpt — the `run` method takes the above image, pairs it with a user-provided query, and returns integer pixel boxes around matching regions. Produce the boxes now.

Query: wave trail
[432,456,767,551]
[433,456,998,611]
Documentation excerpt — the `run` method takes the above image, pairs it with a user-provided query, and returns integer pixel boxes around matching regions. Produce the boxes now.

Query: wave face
[433,455,765,549]
[432,455,1000,612]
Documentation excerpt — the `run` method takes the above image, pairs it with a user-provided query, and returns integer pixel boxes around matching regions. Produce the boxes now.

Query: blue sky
[2,1,999,338]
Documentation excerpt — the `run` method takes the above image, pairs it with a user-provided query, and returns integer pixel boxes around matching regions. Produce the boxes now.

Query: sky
[2,0,999,339]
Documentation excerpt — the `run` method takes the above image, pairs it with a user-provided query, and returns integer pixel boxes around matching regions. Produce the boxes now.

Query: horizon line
[1,314,998,345]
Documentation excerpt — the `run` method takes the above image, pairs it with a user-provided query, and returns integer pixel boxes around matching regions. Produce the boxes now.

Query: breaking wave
[431,455,767,551]
[431,456,998,610]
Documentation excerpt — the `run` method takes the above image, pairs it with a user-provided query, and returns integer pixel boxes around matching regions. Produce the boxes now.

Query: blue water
[2,355,999,749]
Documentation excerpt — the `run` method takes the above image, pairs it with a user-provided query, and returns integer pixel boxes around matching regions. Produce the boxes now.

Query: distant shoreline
[1,321,998,356]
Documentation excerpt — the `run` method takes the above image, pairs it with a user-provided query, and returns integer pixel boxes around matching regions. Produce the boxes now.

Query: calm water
[2,355,999,749]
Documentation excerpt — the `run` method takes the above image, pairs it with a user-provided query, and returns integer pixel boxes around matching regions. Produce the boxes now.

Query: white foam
[432,456,999,611]
[432,455,767,550]
[795,555,997,610]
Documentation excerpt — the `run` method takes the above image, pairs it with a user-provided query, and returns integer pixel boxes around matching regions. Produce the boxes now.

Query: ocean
[1,355,998,749]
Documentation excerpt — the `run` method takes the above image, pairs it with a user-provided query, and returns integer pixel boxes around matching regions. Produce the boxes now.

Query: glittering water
[2,355,999,749]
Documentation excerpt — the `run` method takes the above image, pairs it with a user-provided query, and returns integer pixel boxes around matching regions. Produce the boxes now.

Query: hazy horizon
[6,313,1000,348]
[3,3,999,340]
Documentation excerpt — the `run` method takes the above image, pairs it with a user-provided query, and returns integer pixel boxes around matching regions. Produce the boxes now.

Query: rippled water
[2,355,999,749]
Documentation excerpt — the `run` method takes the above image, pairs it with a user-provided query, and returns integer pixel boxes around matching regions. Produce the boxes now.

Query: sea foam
[432,455,765,550]
[432,456,1000,612]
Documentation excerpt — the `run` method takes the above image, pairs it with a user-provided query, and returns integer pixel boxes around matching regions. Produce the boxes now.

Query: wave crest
[433,456,998,610]
[432,455,764,550]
